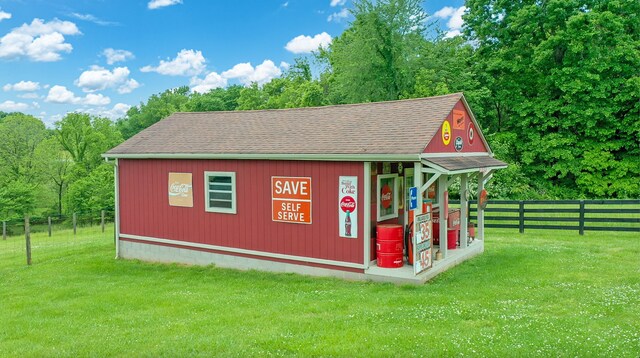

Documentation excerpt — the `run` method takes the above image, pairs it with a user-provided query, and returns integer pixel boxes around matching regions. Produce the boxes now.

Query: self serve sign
[272,177,312,224]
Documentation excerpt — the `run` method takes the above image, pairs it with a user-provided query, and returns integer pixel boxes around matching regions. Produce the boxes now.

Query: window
[204,172,236,214]
[377,174,398,221]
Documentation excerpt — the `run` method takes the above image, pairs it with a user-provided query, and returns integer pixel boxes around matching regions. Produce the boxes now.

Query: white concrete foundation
[118,238,484,285]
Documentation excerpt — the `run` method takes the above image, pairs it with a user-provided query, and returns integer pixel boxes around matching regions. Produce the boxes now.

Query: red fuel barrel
[376,224,404,268]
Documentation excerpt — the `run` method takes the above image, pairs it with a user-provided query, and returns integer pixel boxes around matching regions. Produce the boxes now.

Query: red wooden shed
[104,93,506,284]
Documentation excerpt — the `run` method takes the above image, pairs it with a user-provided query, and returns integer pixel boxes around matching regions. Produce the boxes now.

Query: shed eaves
[106,93,463,156]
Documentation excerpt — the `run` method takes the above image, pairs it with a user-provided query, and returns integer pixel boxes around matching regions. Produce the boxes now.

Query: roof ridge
[176,92,464,115]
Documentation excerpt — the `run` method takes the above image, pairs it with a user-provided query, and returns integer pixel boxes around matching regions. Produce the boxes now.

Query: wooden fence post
[2,221,5,240]
[579,200,585,235]
[48,216,52,237]
[101,210,105,233]
[73,213,77,235]
[25,215,32,265]
[519,201,525,233]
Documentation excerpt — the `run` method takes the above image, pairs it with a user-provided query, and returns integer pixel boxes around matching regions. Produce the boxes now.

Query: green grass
[1,226,639,357]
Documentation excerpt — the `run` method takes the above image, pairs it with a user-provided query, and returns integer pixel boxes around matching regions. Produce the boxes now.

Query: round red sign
[340,196,356,213]
[381,184,392,209]
[468,122,475,145]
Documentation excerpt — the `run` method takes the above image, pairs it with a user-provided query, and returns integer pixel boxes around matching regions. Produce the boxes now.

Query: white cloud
[141,49,206,76]
[45,113,63,127]
[75,65,139,94]
[45,85,76,103]
[279,61,290,71]
[17,92,40,99]
[118,79,140,94]
[3,80,41,91]
[45,85,110,106]
[433,6,456,19]
[327,8,349,22]
[330,0,346,6]
[221,60,282,86]
[0,100,29,111]
[433,6,467,38]
[103,48,134,64]
[69,13,117,26]
[285,32,332,54]
[0,9,11,22]
[84,93,111,106]
[447,6,466,30]
[0,18,81,61]
[148,0,182,10]
[190,72,227,94]
[77,102,131,120]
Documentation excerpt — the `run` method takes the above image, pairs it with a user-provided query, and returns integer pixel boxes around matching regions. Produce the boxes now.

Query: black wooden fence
[451,200,640,235]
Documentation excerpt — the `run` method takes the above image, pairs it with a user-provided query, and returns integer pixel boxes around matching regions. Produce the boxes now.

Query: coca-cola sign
[169,183,192,197]
[168,173,193,207]
[338,176,358,238]
[340,196,356,213]
[381,184,392,209]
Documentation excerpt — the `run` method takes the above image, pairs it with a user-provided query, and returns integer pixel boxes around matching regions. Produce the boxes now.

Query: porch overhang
[420,154,508,175]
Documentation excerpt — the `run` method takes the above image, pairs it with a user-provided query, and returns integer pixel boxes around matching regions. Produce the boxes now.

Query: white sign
[414,211,433,275]
[339,176,358,238]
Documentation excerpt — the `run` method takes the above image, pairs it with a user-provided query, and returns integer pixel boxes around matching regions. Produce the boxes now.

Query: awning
[421,155,508,174]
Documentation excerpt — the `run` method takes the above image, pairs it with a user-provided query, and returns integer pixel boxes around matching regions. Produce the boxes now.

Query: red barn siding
[423,100,490,154]
[118,159,364,265]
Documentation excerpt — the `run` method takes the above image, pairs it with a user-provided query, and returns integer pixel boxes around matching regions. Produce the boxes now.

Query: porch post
[363,162,371,269]
[413,162,423,216]
[477,172,485,241]
[438,174,448,259]
[459,173,468,249]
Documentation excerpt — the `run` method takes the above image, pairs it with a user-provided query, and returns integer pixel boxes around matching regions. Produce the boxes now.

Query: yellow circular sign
[442,120,451,146]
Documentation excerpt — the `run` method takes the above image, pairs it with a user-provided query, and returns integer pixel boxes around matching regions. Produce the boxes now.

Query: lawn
[1,226,639,357]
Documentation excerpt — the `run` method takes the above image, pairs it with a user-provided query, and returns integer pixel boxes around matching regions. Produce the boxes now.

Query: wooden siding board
[119,158,366,266]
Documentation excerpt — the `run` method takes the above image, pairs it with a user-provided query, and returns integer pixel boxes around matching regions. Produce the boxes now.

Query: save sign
[272,176,312,224]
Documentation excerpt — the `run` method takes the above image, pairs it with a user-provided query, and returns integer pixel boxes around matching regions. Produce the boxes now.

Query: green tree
[64,163,115,215]
[55,113,123,170]
[0,181,36,220]
[236,59,324,110]
[409,36,492,119]
[320,0,428,103]
[118,86,190,139]
[186,85,243,112]
[464,0,640,197]
[34,137,73,215]
[0,113,48,185]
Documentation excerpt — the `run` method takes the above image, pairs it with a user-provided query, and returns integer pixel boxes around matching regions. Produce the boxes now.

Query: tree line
[1,0,638,219]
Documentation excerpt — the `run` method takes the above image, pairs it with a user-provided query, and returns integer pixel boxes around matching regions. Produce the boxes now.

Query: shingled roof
[106,93,467,159]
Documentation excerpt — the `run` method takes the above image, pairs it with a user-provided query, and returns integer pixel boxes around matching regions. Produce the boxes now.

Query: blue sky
[0,0,464,126]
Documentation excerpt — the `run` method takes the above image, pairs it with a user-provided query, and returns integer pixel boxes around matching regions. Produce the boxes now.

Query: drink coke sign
[338,176,358,238]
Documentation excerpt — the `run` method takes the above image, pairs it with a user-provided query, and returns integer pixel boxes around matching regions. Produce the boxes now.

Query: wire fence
[0,211,115,266]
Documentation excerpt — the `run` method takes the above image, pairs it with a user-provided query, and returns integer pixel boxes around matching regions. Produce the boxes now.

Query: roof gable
[105,93,464,158]
[423,97,492,155]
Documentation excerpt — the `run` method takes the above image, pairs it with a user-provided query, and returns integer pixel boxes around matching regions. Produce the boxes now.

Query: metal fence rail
[450,200,640,235]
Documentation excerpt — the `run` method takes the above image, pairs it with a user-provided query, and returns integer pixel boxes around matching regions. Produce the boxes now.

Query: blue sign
[409,187,418,210]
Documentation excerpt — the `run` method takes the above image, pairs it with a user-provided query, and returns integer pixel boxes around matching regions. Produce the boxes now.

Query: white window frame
[204,171,237,214]
[377,173,398,221]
